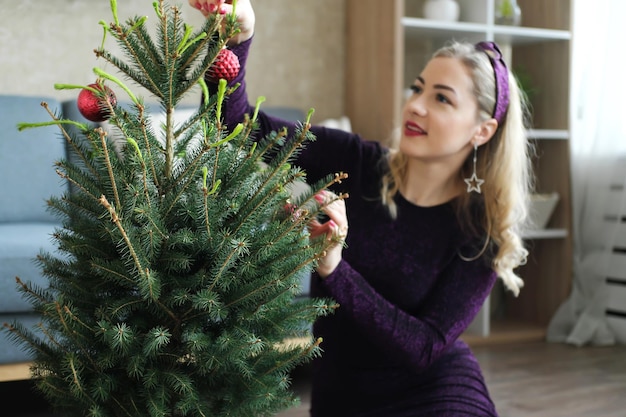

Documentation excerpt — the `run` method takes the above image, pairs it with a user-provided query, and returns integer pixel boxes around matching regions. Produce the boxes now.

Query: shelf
[492,24,572,45]
[528,129,569,140]
[522,228,568,240]
[402,17,571,44]
[403,17,491,38]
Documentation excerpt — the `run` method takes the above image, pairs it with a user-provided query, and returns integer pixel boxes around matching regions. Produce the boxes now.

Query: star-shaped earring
[464,144,484,193]
[464,172,485,193]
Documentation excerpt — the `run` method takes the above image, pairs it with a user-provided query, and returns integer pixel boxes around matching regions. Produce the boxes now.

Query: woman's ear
[473,118,498,146]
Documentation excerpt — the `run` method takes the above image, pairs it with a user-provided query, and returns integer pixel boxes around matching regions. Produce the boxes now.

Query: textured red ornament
[283,202,303,222]
[206,48,240,83]
[77,83,118,122]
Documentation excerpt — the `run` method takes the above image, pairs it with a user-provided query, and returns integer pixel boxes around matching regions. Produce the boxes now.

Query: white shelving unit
[402,17,571,44]
[346,0,574,344]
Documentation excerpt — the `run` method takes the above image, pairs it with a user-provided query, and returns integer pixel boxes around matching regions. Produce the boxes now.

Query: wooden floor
[474,342,626,417]
[276,341,626,417]
[3,341,625,417]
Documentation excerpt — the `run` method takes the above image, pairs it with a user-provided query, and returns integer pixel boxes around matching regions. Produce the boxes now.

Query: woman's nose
[406,95,427,116]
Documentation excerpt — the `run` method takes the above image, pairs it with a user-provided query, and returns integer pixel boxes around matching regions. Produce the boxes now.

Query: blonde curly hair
[381,41,534,296]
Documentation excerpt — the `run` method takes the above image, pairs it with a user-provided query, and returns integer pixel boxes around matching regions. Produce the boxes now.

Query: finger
[329,221,342,241]
[309,220,334,239]
[331,222,348,241]
[219,3,233,15]
[325,220,340,242]
[337,223,348,238]
[323,202,346,221]
[189,0,210,15]
[314,191,343,213]
[190,1,226,14]
[316,196,347,228]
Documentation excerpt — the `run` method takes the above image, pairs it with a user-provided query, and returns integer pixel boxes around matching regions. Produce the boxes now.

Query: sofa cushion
[0,95,68,223]
[0,223,59,313]
[0,313,42,364]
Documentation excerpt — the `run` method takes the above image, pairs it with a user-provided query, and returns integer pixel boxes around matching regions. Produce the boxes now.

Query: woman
[191,1,533,415]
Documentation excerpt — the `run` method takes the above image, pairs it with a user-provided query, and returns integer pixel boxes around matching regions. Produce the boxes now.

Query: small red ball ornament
[206,48,240,83]
[77,83,117,122]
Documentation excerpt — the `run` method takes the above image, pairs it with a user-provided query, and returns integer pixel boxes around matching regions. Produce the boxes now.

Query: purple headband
[475,41,510,124]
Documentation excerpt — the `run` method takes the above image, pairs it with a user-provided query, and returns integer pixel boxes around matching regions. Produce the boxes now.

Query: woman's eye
[436,93,451,104]
[410,85,422,95]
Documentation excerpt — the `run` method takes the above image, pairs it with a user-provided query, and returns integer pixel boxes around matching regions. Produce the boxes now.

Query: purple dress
[213,38,499,417]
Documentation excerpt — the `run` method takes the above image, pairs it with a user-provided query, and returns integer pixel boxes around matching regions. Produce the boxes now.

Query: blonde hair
[381,41,533,296]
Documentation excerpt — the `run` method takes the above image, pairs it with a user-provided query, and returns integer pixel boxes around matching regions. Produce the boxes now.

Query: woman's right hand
[309,191,348,279]
[188,0,255,46]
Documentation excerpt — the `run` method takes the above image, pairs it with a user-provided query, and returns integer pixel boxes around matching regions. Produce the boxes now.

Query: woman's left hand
[308,191,348,278]
[188,0,255,46]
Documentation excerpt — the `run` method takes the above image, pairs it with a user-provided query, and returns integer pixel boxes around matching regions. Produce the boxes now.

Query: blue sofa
[0,96,68,368]
[0,95,308,377]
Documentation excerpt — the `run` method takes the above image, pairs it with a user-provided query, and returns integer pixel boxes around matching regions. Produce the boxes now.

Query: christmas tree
[4,1,341,416]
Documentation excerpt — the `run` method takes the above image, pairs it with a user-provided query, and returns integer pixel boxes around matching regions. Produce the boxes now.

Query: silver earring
[464,144,484,194]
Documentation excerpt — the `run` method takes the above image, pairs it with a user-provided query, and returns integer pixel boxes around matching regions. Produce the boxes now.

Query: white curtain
[547,0,626,345]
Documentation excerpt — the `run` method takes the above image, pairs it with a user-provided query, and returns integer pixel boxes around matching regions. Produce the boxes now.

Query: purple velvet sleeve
[319,258,496,372]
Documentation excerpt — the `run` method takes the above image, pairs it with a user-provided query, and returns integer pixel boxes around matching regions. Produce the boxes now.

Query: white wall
[248,0,346,121]
[0,0,346,122]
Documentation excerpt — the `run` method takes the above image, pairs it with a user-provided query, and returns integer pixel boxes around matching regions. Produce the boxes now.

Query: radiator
[604,159,626,344]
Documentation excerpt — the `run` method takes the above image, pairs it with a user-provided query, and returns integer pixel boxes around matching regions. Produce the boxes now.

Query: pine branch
[111,103,164,194]
[98,195,153,298]
[96,128,123,210]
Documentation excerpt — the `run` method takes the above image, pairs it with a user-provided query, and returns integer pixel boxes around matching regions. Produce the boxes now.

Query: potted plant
[4,1,338,416]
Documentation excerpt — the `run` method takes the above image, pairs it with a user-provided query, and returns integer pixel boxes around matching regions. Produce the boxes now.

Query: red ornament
[77,83,117,122]
[283,202,302,221]
[206,48,240,83]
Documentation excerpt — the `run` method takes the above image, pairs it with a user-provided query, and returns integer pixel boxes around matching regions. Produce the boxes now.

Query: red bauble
[206,48,240,83]
[77,83,117,122]
[283,202,303,222]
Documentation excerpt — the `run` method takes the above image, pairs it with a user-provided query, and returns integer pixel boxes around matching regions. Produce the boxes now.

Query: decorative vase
[495,0,522,26]
[423,0,460,22]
